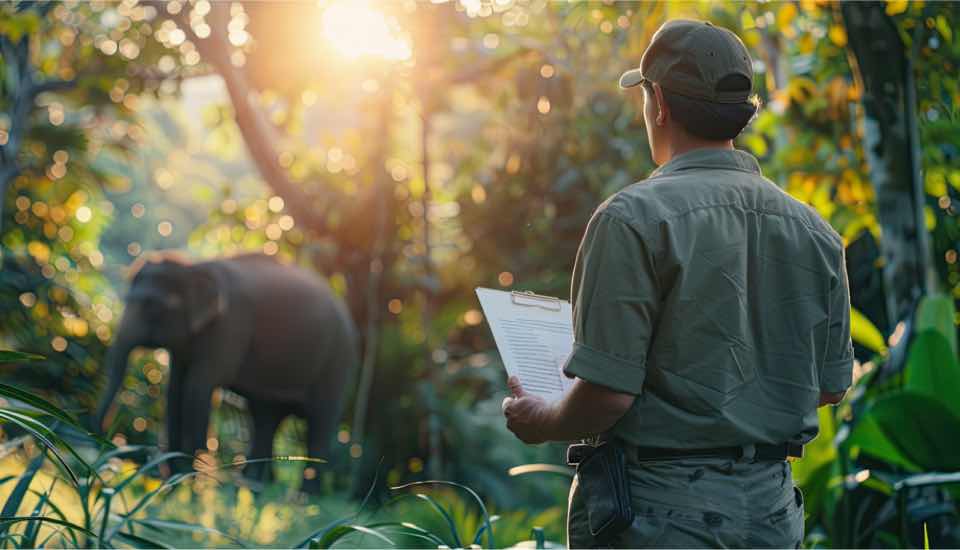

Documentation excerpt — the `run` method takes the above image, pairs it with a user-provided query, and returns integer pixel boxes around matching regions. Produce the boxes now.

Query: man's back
[573,148,853,448]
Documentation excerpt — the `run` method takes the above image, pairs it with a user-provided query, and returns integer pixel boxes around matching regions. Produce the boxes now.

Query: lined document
[476,288,575,402]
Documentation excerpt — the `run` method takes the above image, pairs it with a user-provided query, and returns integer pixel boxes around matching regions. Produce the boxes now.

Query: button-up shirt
[562,148,854,447]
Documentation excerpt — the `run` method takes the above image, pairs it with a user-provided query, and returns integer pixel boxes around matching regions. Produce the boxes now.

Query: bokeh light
[320,1,411,61]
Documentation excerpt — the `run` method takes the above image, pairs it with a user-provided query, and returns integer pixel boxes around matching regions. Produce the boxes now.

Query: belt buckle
[787,443,804,461]
[737,444,757,463]
[566,443,594,466]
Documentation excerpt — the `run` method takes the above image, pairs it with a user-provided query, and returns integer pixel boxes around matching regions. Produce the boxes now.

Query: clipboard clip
[511,290,562,312]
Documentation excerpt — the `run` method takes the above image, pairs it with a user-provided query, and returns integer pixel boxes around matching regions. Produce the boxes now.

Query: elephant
[94,252,358,492]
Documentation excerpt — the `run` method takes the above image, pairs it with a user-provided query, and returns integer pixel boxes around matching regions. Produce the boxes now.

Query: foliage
[1,0,959,548]
[0,374,562,548]
[793,295,960,548]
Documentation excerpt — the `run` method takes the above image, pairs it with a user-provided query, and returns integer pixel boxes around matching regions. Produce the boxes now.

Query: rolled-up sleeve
[821,245,854,393]
[562,211,659,395]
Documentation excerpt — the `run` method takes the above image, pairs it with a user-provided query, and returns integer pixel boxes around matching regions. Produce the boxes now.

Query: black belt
[630,442,803,463]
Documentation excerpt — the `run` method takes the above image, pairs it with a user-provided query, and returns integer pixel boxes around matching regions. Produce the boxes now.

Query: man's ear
[186,265,227,333]
[652,83,669,126]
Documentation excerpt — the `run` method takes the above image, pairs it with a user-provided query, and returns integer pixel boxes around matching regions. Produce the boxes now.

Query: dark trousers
[567,455,804,549]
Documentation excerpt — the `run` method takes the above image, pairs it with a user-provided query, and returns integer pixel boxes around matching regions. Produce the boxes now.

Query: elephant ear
[187,264,227,333]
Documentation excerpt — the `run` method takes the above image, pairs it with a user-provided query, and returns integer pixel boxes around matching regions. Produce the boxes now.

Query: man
[501,19,853,548]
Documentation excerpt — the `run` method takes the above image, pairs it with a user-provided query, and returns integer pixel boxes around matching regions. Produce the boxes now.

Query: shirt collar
[649,148,762,178]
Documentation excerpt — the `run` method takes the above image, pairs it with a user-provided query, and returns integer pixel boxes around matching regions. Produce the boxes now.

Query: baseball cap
[619,19,754,104]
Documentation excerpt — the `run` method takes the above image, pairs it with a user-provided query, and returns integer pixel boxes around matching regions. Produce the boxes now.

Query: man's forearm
[543,378,636,441]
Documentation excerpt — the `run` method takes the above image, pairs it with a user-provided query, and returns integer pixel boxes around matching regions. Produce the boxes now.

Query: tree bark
[841,2,932,325]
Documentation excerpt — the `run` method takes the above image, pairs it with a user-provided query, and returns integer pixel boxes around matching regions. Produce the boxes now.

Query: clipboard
[510,290,563,312]
[475,287,575,401]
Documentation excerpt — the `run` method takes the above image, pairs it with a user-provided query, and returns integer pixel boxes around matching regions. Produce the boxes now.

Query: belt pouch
[575,442,633,543]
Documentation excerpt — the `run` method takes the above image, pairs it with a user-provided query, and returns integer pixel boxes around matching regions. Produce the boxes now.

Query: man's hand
[818,390,847,407]
[502,376,555,444]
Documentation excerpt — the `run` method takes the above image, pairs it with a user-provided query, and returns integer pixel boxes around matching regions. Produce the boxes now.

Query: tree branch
[162,1,338,238]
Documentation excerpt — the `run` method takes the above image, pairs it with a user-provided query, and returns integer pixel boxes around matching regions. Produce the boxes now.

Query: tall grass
[0,351,562,548]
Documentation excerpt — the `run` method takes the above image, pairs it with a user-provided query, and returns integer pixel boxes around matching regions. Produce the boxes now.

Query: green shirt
[562,148,854,448]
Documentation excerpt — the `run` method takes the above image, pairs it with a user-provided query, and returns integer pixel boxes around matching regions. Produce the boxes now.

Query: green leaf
[914,294,957,356]
[0,351,45,364]
[391,480,495,549]
[113,530,173,549]
[0,383,81,427]
[905,330,960,419]
[851,307,887,355]
[130,518,250,548]
[21,479,55,549]
[847,392,960,472]
[309,525,394,549]
[0,409,85,485]
[0,515,98,541]
[0,453,44,537]
[411,493,462,549]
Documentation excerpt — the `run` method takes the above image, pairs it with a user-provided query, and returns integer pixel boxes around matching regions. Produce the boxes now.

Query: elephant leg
[244,399,285,484]
[165,364,189,473]
[302,387,343,494]
[179,376,216,471]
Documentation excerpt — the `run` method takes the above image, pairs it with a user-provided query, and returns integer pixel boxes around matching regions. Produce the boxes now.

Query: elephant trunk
[94,312,140,434]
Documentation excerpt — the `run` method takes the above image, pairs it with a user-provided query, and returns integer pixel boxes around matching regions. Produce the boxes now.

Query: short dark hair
[644,75,759,140]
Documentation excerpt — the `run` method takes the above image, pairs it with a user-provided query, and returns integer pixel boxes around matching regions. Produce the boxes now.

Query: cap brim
[618,68,644,89]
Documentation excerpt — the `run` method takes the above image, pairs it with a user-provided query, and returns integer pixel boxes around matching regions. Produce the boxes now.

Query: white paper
[475,287,575,402]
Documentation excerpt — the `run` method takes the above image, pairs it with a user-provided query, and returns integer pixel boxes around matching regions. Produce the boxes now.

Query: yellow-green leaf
[885,0,909,16]
[936,15,952,43]
[851,307,887,355]
[828,25,847,47]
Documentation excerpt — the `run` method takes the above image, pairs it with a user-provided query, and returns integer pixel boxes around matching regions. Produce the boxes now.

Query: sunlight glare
[320,1,412,61]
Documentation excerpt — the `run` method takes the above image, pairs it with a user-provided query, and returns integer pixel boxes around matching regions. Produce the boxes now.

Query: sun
[320,1,412,61]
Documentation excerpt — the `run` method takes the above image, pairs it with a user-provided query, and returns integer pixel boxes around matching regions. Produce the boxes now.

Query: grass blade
[111,452,193,494]
[104,472,202,542]
[0,453,44,537]
[0,383,81,427]
[0,516,98,539]
[21,478,55,548]
[92,445,153,471]
[310,525,394,549]
[365,521,448,548]
[391,480,495,549]
[0,351,45,363]
[412,493,462,548]
[29,487,80,548]
[0,410,85,485]
[295,517,352,549]
[131,518,251,548]
[472,515,502,547]
[113,529,173,549]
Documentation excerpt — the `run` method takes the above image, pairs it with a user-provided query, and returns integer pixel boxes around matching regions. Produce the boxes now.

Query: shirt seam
[572,341,646,370]
[653,164,761,178]
[602,200,841,243]
[593,211,662,297]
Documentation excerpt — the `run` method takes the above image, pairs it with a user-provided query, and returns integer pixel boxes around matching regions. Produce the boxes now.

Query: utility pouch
[568,442,633,543]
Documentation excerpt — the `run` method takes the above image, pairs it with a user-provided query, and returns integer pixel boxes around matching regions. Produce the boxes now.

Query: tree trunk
[841,2,933,326]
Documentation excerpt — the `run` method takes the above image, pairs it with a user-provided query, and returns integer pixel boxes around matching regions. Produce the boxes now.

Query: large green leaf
[914,294,958,356]
[846,412,922,472]
[851,307,888,355]
[905,330,960,419]
[846,392,960,472]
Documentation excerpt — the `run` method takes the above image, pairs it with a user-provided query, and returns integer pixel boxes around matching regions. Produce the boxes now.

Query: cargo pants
[567,453,804,548]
